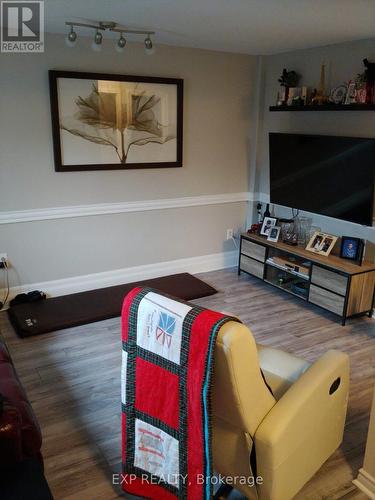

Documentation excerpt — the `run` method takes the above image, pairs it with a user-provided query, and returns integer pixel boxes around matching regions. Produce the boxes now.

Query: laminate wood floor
[1,268,374,500]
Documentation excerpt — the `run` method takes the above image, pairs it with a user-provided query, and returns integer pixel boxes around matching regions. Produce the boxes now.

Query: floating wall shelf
[269,104,375,112]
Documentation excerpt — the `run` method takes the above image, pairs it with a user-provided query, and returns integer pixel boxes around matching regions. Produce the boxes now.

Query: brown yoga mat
[7,273,217,338]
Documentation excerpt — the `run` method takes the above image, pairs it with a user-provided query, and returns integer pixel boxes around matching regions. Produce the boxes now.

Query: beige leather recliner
[212,321,350,500]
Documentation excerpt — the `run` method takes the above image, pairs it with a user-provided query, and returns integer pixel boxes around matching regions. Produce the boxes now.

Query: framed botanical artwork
[340,236,364,264]
[267,226,281,242]
[305,231,338,256]
[260,217,278,236]
[49,71,183,171]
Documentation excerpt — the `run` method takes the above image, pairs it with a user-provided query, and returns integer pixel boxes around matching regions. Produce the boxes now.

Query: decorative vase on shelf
[277,86,289,106]
[296,217,312,246]
[281,221,298,246]
[284,87,289,105]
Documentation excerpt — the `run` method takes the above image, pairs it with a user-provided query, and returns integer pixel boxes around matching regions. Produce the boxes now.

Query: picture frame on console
[267,226,281,242]
[260,217,278,236]
[340,236,364,265]
[49,70,183,171]
[306,231,338,256]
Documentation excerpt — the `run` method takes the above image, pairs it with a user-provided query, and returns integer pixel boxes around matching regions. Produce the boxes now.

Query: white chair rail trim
[0,192,252,224]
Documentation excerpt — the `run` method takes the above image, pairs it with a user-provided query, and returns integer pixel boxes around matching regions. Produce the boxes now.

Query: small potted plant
[278,68,300,105]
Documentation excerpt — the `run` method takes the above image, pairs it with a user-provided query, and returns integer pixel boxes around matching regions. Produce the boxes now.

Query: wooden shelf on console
[269,104,375,112]
[245,234,375,274]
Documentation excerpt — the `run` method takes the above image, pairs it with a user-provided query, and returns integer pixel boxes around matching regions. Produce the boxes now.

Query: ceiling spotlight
[116,33,126,53]
[65,25,77,47]
[92,29,103,51]
[144,34,154,55]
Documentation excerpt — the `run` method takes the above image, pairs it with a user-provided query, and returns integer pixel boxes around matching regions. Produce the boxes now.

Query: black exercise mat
[8,273,217,337]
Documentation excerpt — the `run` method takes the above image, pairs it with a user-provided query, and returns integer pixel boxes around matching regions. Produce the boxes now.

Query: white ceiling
[45,0,375,55]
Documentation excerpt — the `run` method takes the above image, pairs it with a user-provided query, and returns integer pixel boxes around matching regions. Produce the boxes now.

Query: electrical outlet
[226,229,233,240]
[0,253,8,268]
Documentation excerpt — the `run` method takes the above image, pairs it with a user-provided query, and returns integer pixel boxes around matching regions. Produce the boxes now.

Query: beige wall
[0,34,257,288]
[1,204,246,284]
[256,38,375,249]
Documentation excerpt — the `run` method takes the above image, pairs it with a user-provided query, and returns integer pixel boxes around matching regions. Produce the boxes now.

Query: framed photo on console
[306,231,338,256]
[49,70,183,171]
[260,217,278,237]
[267,226,281,242]
[340,236,364,265]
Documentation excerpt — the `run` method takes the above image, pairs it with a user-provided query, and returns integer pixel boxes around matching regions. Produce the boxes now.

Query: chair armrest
[257,344,311,384]
[256,344,311,399]
[254,350,349,500]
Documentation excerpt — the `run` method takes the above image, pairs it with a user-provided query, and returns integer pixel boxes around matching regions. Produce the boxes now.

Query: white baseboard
[353,468,375,499]
[2,250,238,302]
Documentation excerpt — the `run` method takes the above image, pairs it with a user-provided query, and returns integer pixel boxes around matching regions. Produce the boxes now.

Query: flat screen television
[269,133,375,226]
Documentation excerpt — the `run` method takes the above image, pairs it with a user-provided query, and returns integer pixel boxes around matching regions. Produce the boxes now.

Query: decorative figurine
[311,64,328,105]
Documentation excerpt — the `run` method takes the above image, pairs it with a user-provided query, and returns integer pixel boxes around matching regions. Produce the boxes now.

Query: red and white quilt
[121,287,237,499]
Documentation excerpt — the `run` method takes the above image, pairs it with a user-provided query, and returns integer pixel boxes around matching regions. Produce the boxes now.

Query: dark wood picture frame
[340,236,364,265]
[49,70,183,171]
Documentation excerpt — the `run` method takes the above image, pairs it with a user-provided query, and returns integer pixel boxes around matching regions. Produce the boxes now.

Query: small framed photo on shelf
[306,231,338,256]
[340,236,364,264]
[260,217,278,237]
[329,84,347,105]
[267,226,281,242]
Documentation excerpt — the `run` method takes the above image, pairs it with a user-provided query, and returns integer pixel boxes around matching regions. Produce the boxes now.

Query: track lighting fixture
[65,21,155,54]
[65,25,77,47]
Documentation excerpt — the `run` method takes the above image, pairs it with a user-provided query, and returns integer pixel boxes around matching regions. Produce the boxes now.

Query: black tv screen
[269,133,375,226]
